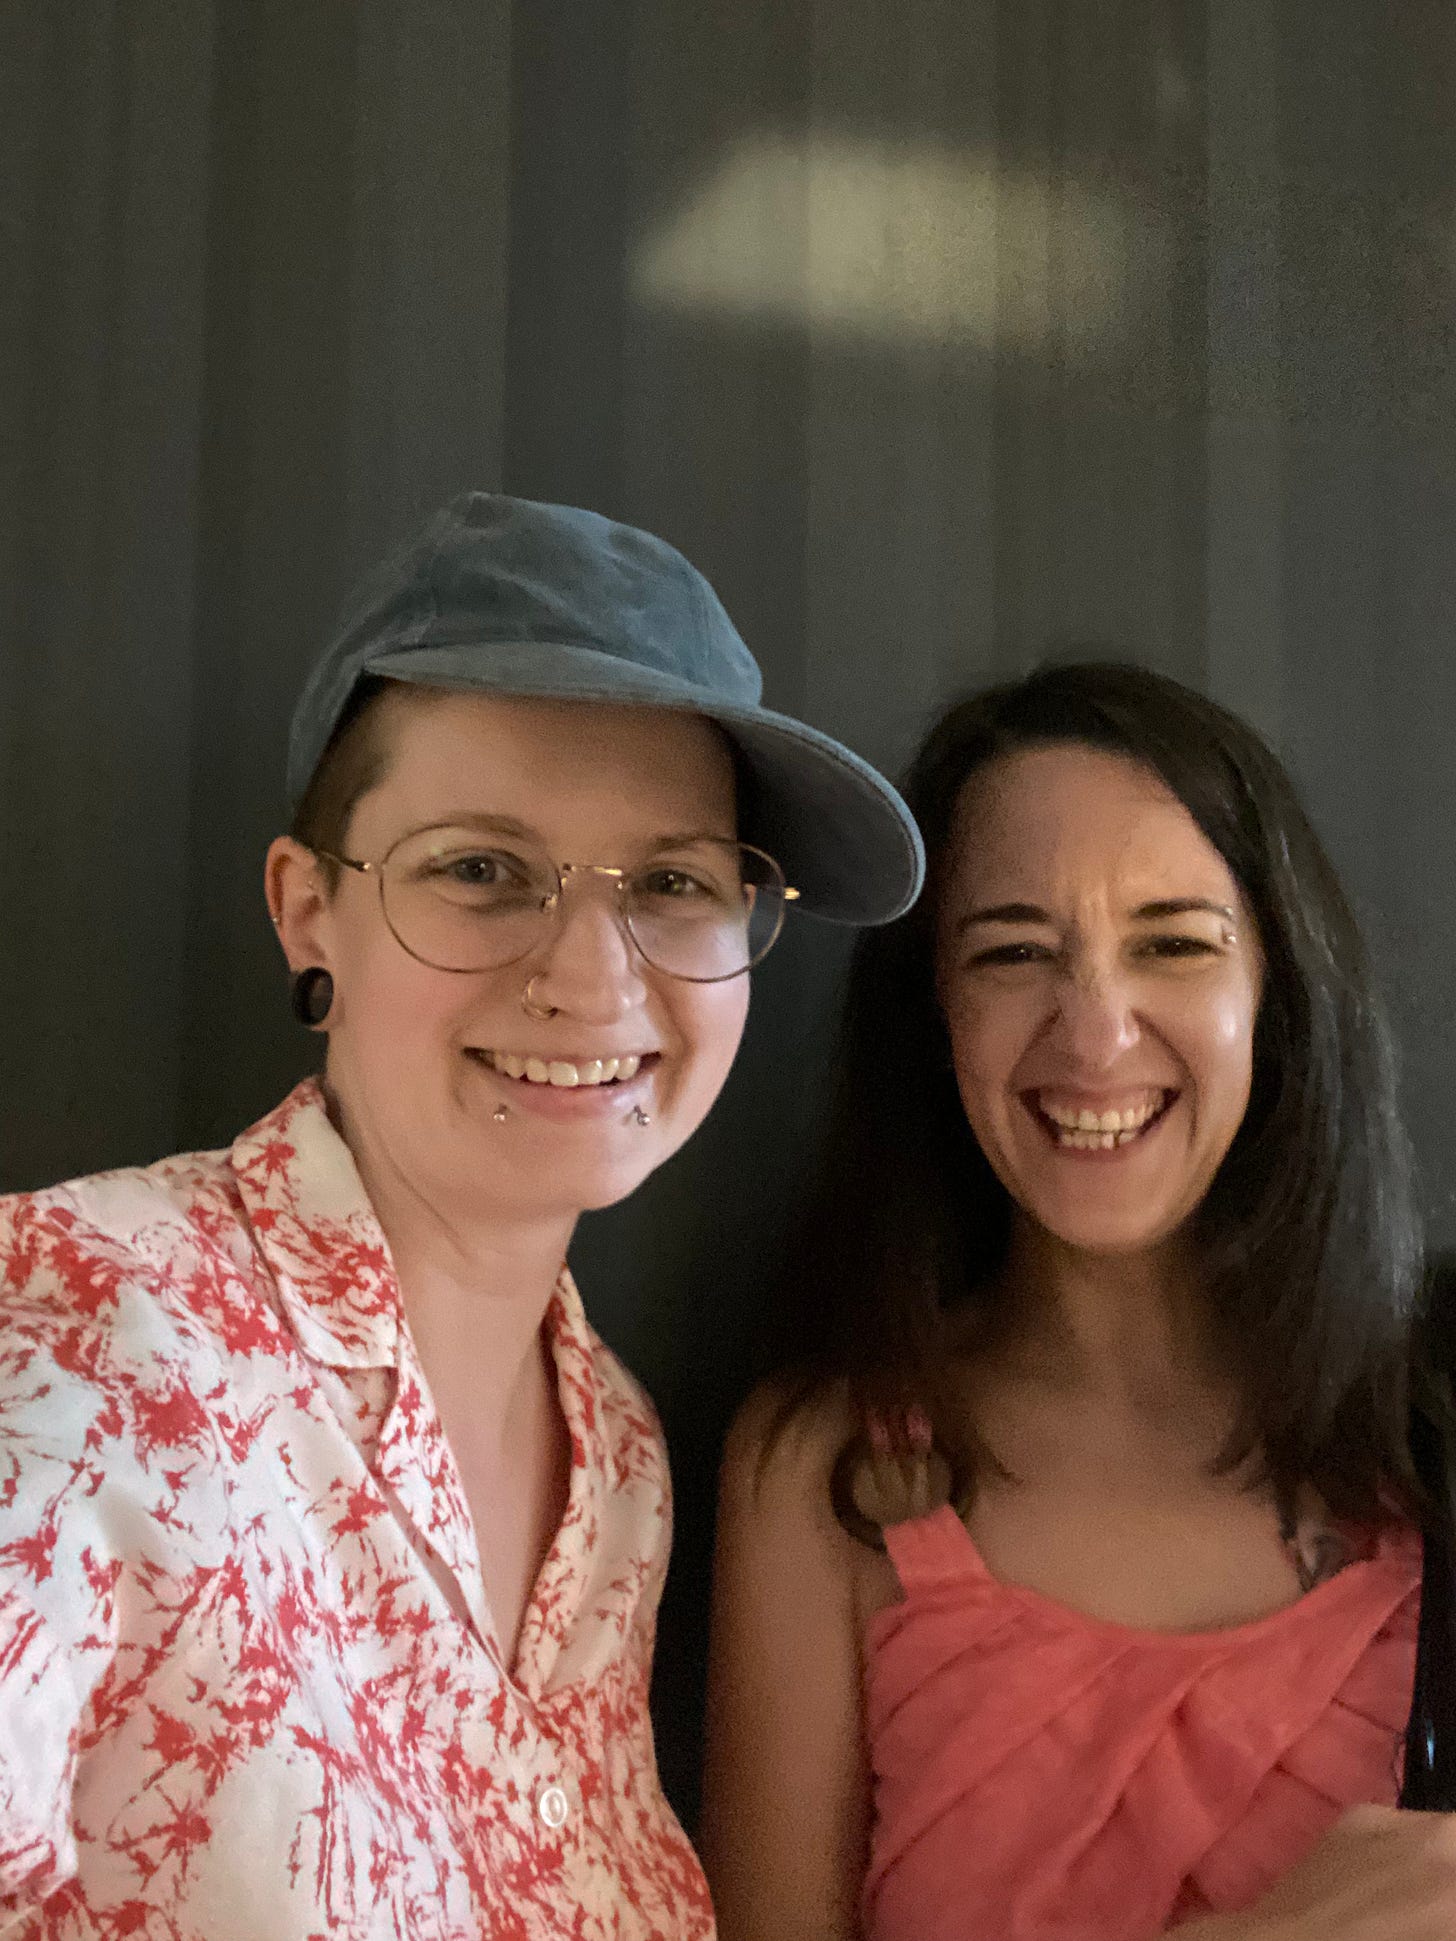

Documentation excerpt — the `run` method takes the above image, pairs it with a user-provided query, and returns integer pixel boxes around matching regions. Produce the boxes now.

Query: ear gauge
[289,967,335,1029]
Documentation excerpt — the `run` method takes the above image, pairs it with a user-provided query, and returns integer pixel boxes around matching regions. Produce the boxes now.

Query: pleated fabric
[865,1504,1420,1941]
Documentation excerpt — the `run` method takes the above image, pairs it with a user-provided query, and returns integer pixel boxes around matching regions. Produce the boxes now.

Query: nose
[1047,959,1140,1072]
[526,877,649,1022]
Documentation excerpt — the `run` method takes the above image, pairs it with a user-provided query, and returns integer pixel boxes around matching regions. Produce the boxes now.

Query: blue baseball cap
[288,492,924,924]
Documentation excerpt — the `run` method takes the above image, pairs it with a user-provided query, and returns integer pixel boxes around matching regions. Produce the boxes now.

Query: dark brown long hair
[774,660,1423,1528]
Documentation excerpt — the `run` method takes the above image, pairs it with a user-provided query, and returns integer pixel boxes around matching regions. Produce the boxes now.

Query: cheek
[1212,988,1257,1055]
[674,985,750,1102]
[943,986,1032,1098]
[335,925,466,1054]
[1187,979,1260,1098]
[941,1006,1015,1157]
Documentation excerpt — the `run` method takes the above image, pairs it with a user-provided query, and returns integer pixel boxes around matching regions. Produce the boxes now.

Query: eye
[436,852,521,886]
[965,940,1057,969]
[418,848,544,905]
[1135,934,1221,960]
[637,865,730,904]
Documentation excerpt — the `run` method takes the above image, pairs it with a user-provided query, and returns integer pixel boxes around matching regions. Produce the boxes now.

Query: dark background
[5,1,1456,1819]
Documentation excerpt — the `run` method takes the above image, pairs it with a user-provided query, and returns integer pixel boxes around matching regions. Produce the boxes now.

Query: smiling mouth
[466,1049,659,1090]
[1029,1088,1176,1152]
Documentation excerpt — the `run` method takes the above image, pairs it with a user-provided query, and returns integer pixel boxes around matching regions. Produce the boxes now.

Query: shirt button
[537,1782,569,1830]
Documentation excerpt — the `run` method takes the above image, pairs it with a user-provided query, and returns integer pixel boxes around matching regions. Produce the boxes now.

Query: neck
[996,1220,1224,1418]
[326,1080,577,1441]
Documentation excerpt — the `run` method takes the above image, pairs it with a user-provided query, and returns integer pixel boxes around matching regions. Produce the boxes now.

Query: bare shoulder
[721,1376,852,1511]
[718,1377,897,1619]
[706,1380,887,1938]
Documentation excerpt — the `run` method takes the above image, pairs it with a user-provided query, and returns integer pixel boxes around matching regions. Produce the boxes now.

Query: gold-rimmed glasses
[316,824,799,983]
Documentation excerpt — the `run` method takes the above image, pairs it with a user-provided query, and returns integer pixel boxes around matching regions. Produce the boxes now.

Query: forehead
[352,687,737,845]
[943,742,1240,907]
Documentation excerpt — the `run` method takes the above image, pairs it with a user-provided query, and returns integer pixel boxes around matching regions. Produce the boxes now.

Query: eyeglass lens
[373,827,787,980]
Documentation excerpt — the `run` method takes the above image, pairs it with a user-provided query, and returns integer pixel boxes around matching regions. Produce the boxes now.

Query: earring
[522,975,559,1021]
[290,966,335,1029]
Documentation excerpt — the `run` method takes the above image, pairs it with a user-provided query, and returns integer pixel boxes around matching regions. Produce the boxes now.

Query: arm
[0,1573,106,1919]
[0,1204,123,1920]
[700,1385,880,1941]
[0,1381,119,1925]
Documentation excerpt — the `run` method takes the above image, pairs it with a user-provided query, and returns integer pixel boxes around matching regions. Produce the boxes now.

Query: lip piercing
[492,1104,509,1123]
[632,1106,651,1126]
[522,975,559,1021]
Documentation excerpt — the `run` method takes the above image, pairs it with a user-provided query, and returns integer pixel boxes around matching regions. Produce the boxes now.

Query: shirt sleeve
[0,1201,125,1921]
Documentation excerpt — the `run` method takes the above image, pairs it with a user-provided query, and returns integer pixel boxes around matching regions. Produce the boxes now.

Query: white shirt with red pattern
[0,1080,714,1940]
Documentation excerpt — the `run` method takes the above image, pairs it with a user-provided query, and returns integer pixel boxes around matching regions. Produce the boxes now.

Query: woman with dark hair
[0,493,922,1939]
[703,661,1456,1941]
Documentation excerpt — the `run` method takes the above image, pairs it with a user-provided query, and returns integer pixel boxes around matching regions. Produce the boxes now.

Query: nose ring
[522,974,559,1021]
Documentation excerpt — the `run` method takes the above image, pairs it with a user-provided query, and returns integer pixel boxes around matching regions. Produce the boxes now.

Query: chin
[576,1183,650,1214]
[1013,1182,1174,1255]
[553,1158,664,1215]
[1054,1227,1172,1260]
[1035,1204,1189,1260]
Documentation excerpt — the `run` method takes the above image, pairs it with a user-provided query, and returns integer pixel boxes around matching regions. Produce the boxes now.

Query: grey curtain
[5,0,1454,1817]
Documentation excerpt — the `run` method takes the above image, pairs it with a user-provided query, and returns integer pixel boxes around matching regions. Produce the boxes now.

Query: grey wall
[1,0,514,1187]
[4,0,1455,1818]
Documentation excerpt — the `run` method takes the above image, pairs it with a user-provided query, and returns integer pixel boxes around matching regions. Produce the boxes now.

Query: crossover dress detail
[865,1502,1420,1941]
[0,1080,712,1940]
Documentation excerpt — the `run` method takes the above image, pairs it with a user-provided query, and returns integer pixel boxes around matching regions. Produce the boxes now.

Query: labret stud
[492,1104,509,1123]
[632,1106,652,1127]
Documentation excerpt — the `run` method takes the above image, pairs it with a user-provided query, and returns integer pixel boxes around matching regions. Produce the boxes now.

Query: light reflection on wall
[633,129,1160,359]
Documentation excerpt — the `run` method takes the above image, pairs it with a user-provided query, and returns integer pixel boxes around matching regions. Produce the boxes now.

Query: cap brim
[700,701,924,924]
[356,641,924,926]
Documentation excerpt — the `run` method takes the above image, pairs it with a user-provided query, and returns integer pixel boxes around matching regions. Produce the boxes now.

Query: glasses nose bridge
[545,861,630,912]
[540,861,638,954]
[557,861,627,884]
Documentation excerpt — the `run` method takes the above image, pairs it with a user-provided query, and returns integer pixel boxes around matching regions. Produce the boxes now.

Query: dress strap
[883,1502,988,1594]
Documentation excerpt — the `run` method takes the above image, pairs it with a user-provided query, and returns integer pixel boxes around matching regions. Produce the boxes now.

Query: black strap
[1399,1400,1456,1809]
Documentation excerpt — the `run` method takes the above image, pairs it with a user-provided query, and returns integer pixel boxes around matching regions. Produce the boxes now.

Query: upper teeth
[1041,1093,1165,1134]
[485,1052,643,1088]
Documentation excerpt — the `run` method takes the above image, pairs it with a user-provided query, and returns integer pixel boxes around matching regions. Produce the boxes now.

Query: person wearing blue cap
[0,494,923,1941]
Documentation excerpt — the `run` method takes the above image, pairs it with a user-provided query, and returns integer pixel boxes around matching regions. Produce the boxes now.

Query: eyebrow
[954,902,1050,932]
[415,813,540,841]
[410,815,735,851]
[954,896,1236,933]
[1131,898,1236,923]
[645,829,739,851]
